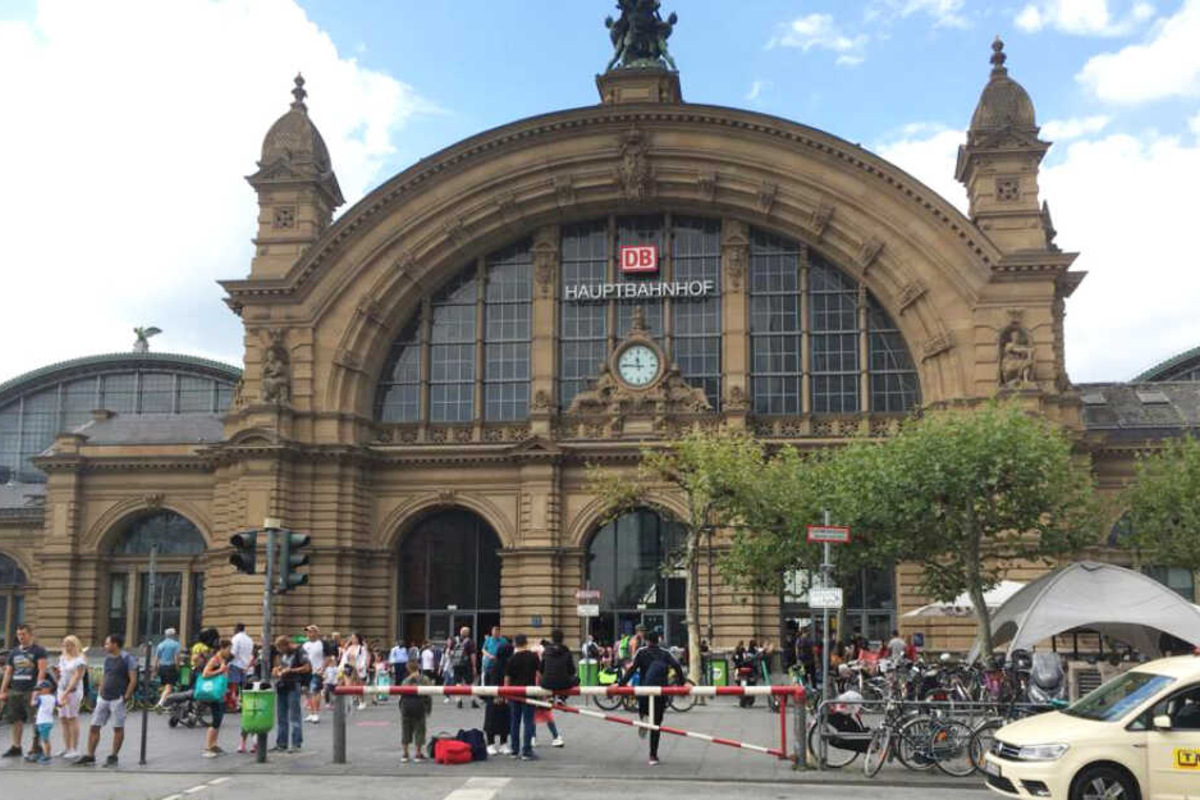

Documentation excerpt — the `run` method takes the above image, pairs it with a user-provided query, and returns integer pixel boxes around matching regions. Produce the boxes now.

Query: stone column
[530,225,560,436]
[721,219,750,425]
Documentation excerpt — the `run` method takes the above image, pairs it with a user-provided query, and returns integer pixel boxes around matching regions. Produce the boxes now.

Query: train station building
[2,34,1197,653]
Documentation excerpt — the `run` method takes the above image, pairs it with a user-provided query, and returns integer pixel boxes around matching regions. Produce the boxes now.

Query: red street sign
[620,245,658,274]
[575,588,602,601]
[806,525,851,544]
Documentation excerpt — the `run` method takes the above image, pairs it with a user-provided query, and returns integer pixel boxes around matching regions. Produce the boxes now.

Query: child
[323,658,339,709]
[399,661,431,763]
[28,679,57,764]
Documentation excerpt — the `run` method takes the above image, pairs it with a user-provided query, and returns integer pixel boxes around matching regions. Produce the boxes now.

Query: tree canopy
[1125,434,1200,572]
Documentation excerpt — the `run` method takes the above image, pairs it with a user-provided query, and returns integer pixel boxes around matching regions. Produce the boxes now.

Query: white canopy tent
[968,562,1200,662]
[903,580,1026,618]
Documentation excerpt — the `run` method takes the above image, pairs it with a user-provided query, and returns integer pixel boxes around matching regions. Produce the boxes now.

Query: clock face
[617,344,660,387]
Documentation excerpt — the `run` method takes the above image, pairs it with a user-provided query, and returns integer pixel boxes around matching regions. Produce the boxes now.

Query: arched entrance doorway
[397,509,501,646]
[585,508,687,648]
[104,510,207,647]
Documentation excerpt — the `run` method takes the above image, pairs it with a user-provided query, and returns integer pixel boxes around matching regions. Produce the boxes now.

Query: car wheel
[1072,765,1139,800]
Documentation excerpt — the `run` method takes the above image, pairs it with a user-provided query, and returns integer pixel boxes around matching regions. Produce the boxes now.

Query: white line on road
[440,776,512,800]
[208,777,231,785]
[183,787,209,795]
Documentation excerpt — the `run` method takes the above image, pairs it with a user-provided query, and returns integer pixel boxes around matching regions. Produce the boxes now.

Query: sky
[1,0,1198,385]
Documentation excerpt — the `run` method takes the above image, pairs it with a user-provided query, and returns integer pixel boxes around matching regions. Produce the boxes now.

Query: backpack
[540,644,577,691]
[455,728,488,761]
[434,738,473,765]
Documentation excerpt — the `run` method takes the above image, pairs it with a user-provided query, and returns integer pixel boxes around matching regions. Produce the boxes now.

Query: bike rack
[332,684,807,767]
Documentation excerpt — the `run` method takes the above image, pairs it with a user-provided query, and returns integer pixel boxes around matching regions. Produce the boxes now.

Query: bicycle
[863,698,975,778]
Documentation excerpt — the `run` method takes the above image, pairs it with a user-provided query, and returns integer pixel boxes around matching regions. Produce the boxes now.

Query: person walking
[340,632,368,711]
[27,679,57,764]
[398,661,432,763]
[389,639,409,685]
[0,623,49,759]
[200,639,233,759]
[620,630,684,766]
[74,634,138,767]
[301,625,327,723]
[420,641,437,682]
[229,623,254,695]
[482,634,513,755]
[271,635,310,753]
[153,628,182,708]
[448,626,479,710]
[56,635,87,758]
[538,629,576,748]
[504,633,539,761]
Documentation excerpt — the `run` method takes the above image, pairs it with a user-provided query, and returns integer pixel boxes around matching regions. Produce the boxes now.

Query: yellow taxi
[984,655,1200,799]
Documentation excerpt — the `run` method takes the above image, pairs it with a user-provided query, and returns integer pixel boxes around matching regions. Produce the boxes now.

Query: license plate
[982,758,1002,778]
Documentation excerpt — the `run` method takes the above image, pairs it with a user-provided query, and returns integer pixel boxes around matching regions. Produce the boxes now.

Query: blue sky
[1,0,1198,384]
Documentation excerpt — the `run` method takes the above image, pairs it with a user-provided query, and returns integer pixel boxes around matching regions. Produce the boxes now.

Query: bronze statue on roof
[605,0,678,72]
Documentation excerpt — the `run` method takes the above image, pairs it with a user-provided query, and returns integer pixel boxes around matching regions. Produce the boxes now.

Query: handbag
[194,672,229,703]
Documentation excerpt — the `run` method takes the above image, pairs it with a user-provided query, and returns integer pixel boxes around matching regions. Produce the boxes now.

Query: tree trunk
[686,527,702,682]
[965,523,993,658]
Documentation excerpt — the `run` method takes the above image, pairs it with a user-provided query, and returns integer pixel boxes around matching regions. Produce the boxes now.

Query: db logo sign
[620,245,658,274]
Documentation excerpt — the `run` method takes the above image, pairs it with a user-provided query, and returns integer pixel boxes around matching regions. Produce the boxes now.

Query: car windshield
[1062,671,1175,722]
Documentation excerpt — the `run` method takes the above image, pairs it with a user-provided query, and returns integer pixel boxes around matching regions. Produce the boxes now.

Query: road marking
[183,787,209,795]
[441,777,511,800]
[208,777,231,785]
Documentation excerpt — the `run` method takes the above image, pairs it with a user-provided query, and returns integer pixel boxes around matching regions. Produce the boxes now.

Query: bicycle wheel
[895,716,936,771]
[593,693,623,712]
[863,727,891,778]
[930,719,976,777]
[807,720,860,769]
[969,719,1004,773]
[669,692,697,713]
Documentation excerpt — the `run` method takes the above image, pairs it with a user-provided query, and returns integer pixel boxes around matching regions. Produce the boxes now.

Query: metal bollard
[333,692,347,764]
[793,691,808,769]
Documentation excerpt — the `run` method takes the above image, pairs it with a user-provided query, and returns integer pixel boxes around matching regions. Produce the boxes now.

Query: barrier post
[793,690,807,769]
[817,701,826,770]
[333,691,347,764]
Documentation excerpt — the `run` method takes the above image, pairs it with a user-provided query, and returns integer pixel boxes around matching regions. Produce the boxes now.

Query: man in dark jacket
[619,630,684,766]
[539,629,577,692]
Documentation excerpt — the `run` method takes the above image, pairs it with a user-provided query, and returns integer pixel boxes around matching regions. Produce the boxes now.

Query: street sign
[575,589,602,601]
[619,245,658,274]
[806,524,851,544]
[576,604,600,617]
[809,587,843,609]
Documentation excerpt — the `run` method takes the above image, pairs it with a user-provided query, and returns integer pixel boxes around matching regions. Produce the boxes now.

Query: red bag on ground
[434,738,473,765]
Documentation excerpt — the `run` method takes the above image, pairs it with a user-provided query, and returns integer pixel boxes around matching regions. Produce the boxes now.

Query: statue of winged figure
[605,0,678,72]
[133,326,162,353]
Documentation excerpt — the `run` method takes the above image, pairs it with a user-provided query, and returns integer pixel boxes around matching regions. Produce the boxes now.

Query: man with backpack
[619,630,684,766]
[448,626,478,710]
[538,629,576,748]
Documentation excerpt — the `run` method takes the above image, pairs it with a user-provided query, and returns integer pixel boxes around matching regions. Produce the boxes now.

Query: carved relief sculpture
[616,126,653,201]
[260,328,292,405]
[999,325,1036,389]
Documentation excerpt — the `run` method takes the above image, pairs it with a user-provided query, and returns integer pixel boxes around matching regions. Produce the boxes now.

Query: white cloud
[769,13,869,65]
[0,0,434,384]
[1077,0,1200,102]
[872,119,1200,382]
[867,0,970,28]
[1015,0,1155,35]
[745,79,771,101]
[1040,115,1113,139]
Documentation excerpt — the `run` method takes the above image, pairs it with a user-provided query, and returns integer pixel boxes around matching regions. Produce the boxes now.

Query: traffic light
[277,530,310,593]
[229,530,258,575]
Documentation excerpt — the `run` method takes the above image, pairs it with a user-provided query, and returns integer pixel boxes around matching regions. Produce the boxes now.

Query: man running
[619,630,684,766]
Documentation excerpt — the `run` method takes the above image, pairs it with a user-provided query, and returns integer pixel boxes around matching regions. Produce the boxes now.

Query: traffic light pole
[258,524,277,765]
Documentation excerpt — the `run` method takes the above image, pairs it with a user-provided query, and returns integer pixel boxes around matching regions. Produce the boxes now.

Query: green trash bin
[241,689,276,735]
[179,664,192,688]
[707,656,728,687]
[577,658,599,687]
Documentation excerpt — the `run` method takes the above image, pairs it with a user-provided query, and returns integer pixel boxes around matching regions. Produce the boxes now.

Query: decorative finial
[291,73,308,111]
[990,36,1007,74]
[133,326,162,354]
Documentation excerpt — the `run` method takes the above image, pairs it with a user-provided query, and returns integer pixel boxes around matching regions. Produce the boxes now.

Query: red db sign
[620,245,658,274]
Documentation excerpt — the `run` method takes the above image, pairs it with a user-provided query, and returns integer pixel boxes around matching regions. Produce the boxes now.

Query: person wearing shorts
[1,623,50,759]
[74,634,137,768]
[399,662,431,763]
[154,628,181,707]
[56,635,87,758]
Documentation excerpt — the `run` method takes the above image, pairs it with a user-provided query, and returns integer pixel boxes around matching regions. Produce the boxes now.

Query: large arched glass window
[106,511,206,646]
[748,229,919,415]
[585,508,688,647]
[0,553,27,649]
[376,241,533,423]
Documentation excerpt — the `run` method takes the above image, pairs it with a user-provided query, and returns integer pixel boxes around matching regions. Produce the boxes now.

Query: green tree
[1125,435,1200,572]
[587,431,765,680]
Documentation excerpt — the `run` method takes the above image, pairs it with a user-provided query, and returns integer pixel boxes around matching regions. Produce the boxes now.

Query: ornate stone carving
[725,385,748,412]
[999,325,1036,389]
[142,493,164,509]
[995,176,1020,202]
[696,171,717,202]
[532,229,559,299]
[334,348,361,372]
[896,281,927,313]
[567,362,711,418]
[756,181,778,214]
[616,126,653,201]
[231,379,246,411]
[259,328,291,405]
[496,192,519,226]
[444,217,469,247]
[437,488,456,503]
[724,244,746,290]
[531,389,553,413]
[1041,200,1059,252]
[858,236,884,273]
[921,332,954,361]
[809,203,834,239]
[393,250,417,279]
[554,175,576,207]
[357,298,385,327]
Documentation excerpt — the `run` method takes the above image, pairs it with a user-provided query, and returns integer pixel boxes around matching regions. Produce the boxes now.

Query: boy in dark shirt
[503,633,540,761]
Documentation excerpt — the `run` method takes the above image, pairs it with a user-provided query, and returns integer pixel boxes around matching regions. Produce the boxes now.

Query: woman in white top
[55,635,87,758]
[339,632,368,710]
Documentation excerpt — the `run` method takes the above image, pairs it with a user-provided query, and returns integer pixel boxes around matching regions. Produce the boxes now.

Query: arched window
[0,553,27,649]
[397,510,502,646]
[376,242,533,423]
[106,511,206,646]
[748,230,919,415]
[585,508,687,647]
